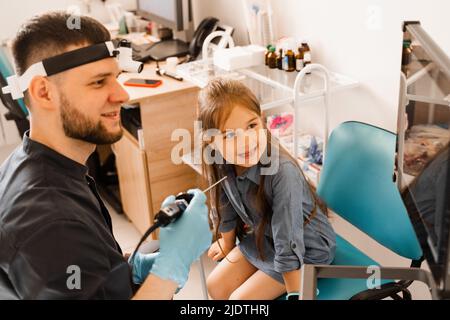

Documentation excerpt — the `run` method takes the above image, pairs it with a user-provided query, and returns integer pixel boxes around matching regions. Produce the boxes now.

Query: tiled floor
[0,142,433,300]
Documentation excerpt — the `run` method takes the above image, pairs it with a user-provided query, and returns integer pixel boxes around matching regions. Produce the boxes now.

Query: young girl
[199,78,336,300]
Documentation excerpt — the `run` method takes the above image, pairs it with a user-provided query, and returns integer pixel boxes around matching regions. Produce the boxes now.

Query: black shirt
[0,132,133,299]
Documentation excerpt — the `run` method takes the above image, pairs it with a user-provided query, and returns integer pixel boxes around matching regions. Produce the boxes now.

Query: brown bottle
[302,42,311,66]
[267,47,277,69]
[401,40,412,76]
[276,49,283,70]
[284,49,296,72]
[295,46,304,71]
[265,44,272,66]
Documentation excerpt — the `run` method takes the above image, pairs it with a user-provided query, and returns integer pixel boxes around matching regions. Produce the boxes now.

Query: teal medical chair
[300,121,424,300]
[0,45,29,137]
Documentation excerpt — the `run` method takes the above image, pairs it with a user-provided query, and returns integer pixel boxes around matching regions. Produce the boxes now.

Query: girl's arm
[221,228,237,247]
[282,269,301,294]
[208,229,237,261]
[270,161,310,295]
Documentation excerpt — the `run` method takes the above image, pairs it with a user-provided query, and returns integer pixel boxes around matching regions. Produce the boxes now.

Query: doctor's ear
[28,76,58,110]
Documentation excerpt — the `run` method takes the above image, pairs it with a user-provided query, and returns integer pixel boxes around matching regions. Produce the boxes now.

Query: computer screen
[399,22,450,294]
[402,144,449,285]
[137,0,190,31]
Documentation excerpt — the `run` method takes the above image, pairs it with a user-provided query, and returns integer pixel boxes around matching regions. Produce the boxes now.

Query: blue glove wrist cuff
[150,254,191,289]
[129,252,159,284]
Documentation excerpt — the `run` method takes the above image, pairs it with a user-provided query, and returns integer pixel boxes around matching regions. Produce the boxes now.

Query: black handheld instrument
[128,176,228,264]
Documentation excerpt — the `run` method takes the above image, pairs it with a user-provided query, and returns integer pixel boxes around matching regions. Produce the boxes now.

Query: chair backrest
[0,46,28,118]
[317,121,422,260]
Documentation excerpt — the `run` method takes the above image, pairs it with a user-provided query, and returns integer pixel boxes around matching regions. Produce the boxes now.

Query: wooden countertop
[118,62,198,104]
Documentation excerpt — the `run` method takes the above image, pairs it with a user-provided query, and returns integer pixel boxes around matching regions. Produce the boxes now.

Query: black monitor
[399,21,450,297]
[136,0,191,32]
[135,0,191,61]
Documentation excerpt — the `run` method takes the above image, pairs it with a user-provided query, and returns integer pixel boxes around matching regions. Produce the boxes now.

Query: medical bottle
[284,48,296,72]
[277,48,283,70]
[267,47,277,69]
[282,49,288,71]
[295,46,304,72]
[401,40,412,77]
[288,48,297,72]
[265,44,272,66]
[302,42,311,66]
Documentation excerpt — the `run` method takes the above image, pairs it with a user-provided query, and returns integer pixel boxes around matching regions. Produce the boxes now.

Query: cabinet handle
[138,129,145,150]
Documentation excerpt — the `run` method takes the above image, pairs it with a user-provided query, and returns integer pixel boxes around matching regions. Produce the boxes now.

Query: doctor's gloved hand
[128,251,160,284]
[150,189,212,290]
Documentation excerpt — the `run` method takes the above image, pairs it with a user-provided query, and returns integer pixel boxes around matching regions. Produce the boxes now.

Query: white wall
[192,0,250,45]
[1,0,447,142]
[192,0,449,133]
[0,0,137,41]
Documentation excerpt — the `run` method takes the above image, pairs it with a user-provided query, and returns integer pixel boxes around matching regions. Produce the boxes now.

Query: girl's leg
[206,246,258,300]
[229,270,286,300]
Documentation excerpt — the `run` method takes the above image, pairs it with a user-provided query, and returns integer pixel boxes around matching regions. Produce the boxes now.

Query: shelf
[397,23,450,190]
[177,60,358,187]
[176,60,293,111]
[240,65,359,105]
[278,136,322,187]
[404,47,450,107]
[405,60,434,86]
[176,59,359,112]
[406,61,450,106]
[176,59,240,88]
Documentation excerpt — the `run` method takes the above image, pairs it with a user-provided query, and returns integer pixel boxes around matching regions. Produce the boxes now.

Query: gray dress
[217,155,336,284]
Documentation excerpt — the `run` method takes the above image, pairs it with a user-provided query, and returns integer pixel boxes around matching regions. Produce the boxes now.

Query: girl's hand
[207,238,235,262]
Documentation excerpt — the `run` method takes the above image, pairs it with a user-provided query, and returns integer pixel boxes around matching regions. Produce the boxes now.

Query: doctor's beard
[59,92,123,145]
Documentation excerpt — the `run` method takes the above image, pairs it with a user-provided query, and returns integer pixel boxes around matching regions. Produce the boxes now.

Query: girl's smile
[212,104,267,168]
[238,145,258,161]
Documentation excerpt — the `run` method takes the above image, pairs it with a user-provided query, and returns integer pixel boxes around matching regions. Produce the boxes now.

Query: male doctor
[0,11,211,299]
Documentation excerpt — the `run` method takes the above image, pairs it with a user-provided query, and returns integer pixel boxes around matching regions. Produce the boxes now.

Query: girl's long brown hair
[198,78,328,260]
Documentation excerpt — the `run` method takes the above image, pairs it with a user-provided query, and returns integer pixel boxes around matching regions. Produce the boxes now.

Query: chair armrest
[300,264,437,300]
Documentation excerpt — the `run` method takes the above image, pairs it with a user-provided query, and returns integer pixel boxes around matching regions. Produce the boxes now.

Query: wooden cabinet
[113,129,153,236]
[140,88,199,215]
[114,64,200,237]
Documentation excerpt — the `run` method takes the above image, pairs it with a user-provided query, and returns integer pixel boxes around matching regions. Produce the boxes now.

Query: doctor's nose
[110,80,130,104]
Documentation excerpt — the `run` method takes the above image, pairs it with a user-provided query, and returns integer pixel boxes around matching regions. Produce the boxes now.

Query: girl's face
[212,105,267,168]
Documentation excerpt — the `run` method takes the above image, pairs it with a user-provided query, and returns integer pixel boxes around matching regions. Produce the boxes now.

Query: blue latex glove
[150,189,212,290]
[128,252,160,284]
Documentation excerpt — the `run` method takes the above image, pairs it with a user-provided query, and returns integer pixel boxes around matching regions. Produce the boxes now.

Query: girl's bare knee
[206,272,230,300]
[228,290,242,300]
